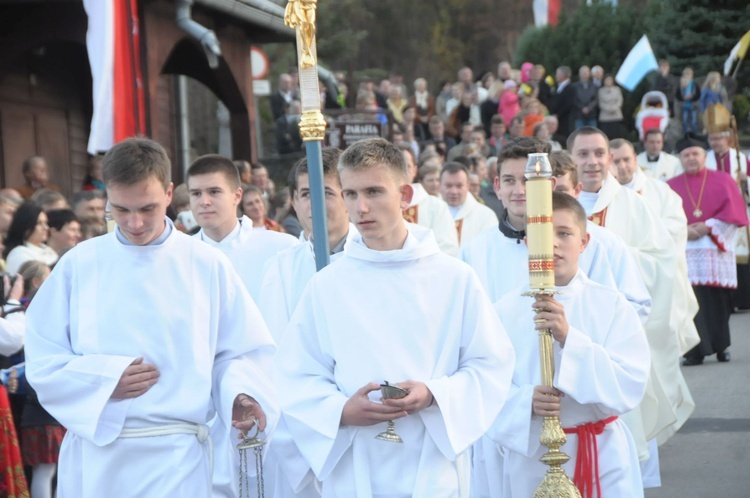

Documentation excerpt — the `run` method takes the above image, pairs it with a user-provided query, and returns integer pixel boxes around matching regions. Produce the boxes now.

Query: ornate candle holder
[523,153,581,498]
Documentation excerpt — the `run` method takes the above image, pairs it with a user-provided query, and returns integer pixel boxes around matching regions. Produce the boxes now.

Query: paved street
[645,309,750,497]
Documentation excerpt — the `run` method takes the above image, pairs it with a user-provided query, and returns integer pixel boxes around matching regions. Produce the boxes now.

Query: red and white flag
[84,0,146,154]
[533,0,561,27]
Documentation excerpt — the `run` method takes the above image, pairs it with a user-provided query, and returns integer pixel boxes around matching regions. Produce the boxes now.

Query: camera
[0,271,16,306]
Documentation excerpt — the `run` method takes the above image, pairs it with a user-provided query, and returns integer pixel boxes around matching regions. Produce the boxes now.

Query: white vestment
[449,194,499,247]
[258,226,357,498]
[24,221,278,498]
[629,169,700,354]
[194,215,299,302]
[637,151,683,181]
[488,272,649,498]
[258,225,357,343]
[459,224,650,316]
[460,224,651,497]
[404,183,459,256]
[275,224,515,498]
[586,174,695,445]
[705,147,748,179]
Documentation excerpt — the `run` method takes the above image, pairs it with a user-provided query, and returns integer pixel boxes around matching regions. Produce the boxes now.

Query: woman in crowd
[533,121,562,151]
[45,210,81,256]
[597,74,624,139]
[3,203,57,274]
[242,185,285,232]
[14,260,59,498]
[417,163,441,197]
[700,71,726,113]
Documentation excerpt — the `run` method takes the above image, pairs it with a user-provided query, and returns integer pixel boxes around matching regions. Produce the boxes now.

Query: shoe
[717,351,731,362]
[682,357,704,366]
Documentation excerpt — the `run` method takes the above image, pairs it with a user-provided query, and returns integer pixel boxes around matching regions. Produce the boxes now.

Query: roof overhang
[195,0,293,41]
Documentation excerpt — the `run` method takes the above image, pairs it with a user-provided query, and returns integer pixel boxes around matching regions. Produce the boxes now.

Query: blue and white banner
[616,35,658,91]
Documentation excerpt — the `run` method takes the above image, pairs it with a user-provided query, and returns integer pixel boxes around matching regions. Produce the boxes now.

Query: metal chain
[239,446,247,498]
[254,445,265,498]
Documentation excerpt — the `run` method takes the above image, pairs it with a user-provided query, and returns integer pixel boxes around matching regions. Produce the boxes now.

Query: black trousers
[687,285,733,359]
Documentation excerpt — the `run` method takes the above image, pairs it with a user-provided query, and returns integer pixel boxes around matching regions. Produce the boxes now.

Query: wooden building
[0,0,292,197]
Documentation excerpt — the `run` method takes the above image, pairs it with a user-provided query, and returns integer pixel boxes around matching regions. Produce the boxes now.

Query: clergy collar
[309,231,348,256]
[116,217,173,246]
[498,209,525,244]
[200,218,242,246]
[646,154,660,162]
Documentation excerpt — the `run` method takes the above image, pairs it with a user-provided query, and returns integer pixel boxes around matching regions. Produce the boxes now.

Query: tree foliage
[514,1,646,78]
[645,0,750,77]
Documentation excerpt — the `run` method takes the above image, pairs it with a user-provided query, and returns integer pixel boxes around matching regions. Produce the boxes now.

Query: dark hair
[644,128,664,140]
[47,209,79,231]
[30,189,67,211]
[440,161,470,181]
[497,137,551,174]
[288,147,342,195]
[70,190,104,210]
[103,138,171,189]
[552,190,587,234]
[187,154,241,190]
[83,154,104,187]
[3,202,44,259]
[610,138,635,154]
[491,115,506,126]
[550,150,578,186]
[234,160,251,178]
[566,126,610,152]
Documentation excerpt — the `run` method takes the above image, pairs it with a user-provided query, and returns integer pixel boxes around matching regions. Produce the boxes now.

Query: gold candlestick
[523,153,581,498]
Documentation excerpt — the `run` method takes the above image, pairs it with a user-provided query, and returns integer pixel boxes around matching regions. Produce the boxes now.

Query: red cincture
[563,416,618,498]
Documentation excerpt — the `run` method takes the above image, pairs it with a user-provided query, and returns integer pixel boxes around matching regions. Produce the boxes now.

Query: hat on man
[676,132,708,153]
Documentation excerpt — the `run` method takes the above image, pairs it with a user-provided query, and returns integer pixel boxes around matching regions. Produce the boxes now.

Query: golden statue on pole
[284,0,318,68]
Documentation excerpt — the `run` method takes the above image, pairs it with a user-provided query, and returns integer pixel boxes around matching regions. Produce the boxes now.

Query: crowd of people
[0,58,746,498]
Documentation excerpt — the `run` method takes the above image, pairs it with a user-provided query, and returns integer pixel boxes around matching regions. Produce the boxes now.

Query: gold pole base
[299,110,327,142]
[375,420,403,443]
[533,465,581,498]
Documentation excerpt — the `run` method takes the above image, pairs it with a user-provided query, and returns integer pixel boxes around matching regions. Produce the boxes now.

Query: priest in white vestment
[440,162,498,247]
[706,130,749,179]
[187,156,299,302]
[636,129,682,181]
[613,140,700,355]
[276,139,514,498]
[401,145,459,256]
[568,127,695,448]
[489,194,648,497]
[24,139,277,498]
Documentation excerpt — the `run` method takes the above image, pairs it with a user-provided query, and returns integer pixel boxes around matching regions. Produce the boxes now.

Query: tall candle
[525,153,555,291]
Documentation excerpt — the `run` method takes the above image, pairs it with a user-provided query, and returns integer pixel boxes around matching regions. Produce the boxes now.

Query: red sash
[563,415,618,498]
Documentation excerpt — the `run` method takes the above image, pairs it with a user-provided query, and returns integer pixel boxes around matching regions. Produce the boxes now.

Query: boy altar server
[259,148,355,342]
[275,138,515,497]
[24,138,277,497]
[188,154,299,302]
[489,191,650,497]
